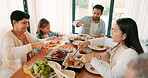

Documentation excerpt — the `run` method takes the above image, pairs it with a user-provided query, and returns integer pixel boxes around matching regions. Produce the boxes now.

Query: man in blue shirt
[73,4,106,37]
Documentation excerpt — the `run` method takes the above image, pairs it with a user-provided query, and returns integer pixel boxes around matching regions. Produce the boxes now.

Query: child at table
[35,18,63,53]
[36,18,63,39]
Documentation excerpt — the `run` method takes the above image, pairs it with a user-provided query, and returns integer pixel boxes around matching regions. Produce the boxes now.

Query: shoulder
[116,48,138,66]
[100,19,105,24]
[118,48,138,62]
[3,30,14,38]
[123,48,138,55]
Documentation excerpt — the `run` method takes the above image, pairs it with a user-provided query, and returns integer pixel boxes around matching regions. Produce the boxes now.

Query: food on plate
[90,67,95,71]
[64,55,83,68]
[79,47,86,54]
[74,37,84,40]
[72,41,83,45]
[59,44,75,52]
[51,49,69,60]
[46,40,61,47]
[79,34,87,37]
[86,37,95,40]
[91,45,105,49]
[29,60,56,78]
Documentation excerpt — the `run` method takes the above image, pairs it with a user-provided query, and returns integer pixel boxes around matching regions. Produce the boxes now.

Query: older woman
[78,18,144,78]
[1,10,58,77]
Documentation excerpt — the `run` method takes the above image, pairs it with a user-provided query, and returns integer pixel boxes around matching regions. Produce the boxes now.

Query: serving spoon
[48,61,70,78]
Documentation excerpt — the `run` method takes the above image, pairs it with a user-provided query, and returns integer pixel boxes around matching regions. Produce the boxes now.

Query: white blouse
[89,37,138,78]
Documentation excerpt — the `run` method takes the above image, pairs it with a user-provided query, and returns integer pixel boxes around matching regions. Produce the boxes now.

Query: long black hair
[36,18,49,39]
[116,18,143,54]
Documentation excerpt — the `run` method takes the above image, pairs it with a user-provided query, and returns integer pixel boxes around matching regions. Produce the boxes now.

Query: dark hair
[93,4,104,14]
[116,18,143,54]
[10,10,30,26]
[127,53,148,78]
[36,18,49,39]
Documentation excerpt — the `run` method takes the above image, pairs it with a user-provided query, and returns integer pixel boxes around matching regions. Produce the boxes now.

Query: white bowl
[61,70,75,78]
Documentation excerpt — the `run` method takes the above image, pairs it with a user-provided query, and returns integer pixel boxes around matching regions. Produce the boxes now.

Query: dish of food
[85,63,99,74]
[29,60,61,78]
[72,40,83,45]
[88,45,106,51]
[46,48,70,61]
[85,36,95,40]
[63,53,84,68]
[78,34,87,37]
[59,44,75,52]
[46,40,62,48]
[69,37,85,42]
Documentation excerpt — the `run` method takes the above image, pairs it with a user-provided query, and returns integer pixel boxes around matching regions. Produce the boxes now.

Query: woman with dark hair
[78,18,144,78]
[1,10,58,77]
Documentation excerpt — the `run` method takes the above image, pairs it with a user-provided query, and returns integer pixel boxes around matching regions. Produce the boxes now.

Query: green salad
[29,60,56,78]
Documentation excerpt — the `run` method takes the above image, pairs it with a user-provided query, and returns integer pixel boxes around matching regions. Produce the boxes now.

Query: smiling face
[13,18,29,33]
[92,8,102,20]
[40,24,50,35]
[110,23,127,43]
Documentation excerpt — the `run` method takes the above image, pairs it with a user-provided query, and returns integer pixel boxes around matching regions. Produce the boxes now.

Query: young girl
[36,18,62,39]
[35,18,62,53]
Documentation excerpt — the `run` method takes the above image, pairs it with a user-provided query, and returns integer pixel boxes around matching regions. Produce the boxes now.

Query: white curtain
[27,0,72,35]
[0,0,24,42]
[124,0,148,42]
[0,0,24,77]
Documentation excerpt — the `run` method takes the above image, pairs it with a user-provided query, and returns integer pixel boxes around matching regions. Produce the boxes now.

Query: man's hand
[81,23,90,29]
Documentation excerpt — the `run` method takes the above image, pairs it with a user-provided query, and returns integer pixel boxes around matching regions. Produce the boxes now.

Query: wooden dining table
[11,42,109,78]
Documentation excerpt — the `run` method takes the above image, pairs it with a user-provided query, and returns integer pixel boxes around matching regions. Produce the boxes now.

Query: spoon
[48,61,70,78]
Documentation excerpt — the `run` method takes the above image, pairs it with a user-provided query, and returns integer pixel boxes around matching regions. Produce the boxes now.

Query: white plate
[85,63,99,74]
[61,70,75,78]
[88,45,106,51]
[72,40,83,45]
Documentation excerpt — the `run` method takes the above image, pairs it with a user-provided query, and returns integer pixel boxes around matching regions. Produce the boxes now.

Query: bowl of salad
[29,60,61,78]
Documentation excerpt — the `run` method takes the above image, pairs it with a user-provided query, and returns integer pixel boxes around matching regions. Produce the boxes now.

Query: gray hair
[127,53,148,78]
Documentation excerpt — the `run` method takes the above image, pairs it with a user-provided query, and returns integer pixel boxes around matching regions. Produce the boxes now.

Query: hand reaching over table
[78,41,90,49]
[31,42,46,49]
[78,54,94,63]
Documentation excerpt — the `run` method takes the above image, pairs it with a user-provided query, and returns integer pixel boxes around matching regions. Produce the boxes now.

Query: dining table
[11,42,109,78]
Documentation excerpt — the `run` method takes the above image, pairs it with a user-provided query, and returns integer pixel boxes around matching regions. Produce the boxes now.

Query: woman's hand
[31,42,45,49]
[79,54,94,63]
[78,41,90,49]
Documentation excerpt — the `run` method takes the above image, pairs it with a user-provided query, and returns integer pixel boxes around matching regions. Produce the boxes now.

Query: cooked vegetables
[29,60,56,78]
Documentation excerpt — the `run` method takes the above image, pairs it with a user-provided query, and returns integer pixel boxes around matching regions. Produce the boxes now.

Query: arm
[90,37,117,48]
[72,16,90,28]
[2,34,45,60]
[2,37,32,60]
[90,49,138,78]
